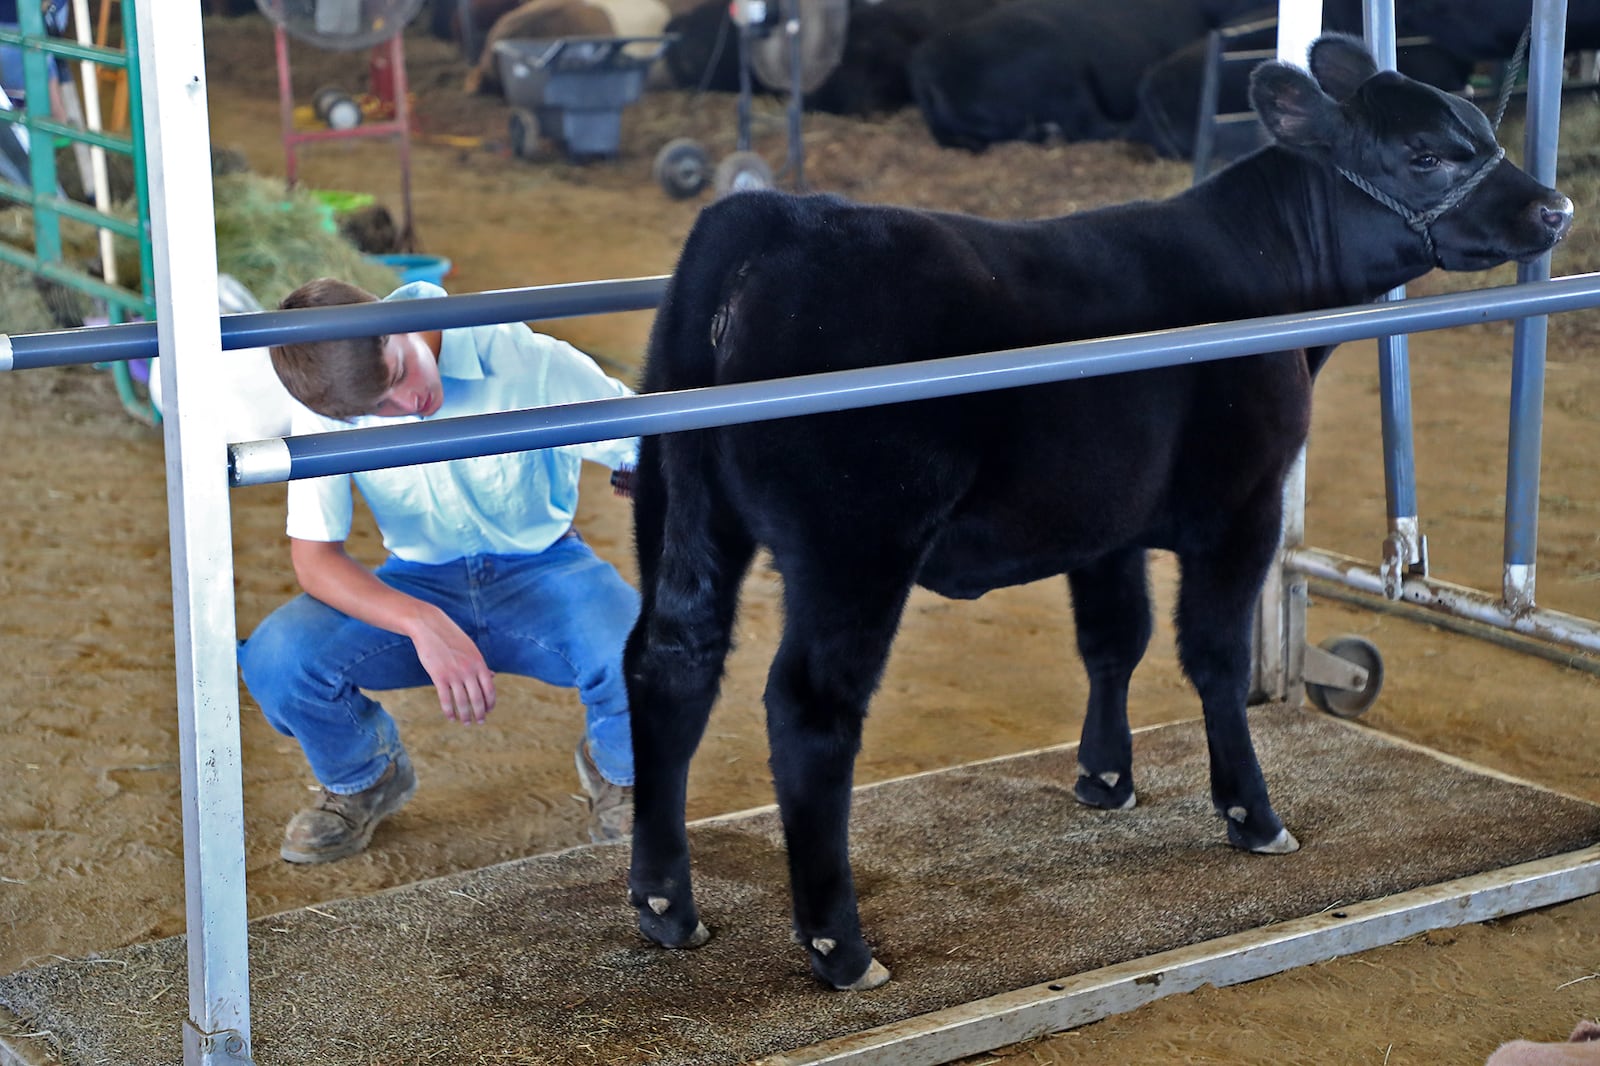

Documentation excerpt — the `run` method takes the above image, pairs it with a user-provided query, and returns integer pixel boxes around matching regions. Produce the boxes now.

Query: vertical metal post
[1192,28,1224,183]
[17,0,60,263]
[735,15,754,152]
[390,32,416,248]
[456,0,480,63]
[275,22,299,186]
[783,0,805,190]
[1275,0,1321,64]
[123,2,154,314]
[1364,0,1427,599]
[1254,0,1322,703]
[134,2,255,1063]
[1254,450,1309,705]
[1503,0,1566,614]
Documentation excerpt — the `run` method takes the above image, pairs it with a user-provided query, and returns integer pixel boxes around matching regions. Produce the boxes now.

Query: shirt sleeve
[283,406,356,543]
[530,331,642,472]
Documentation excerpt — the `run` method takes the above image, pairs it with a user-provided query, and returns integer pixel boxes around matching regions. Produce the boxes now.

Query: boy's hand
[610,465,636,499]
[411,613,496,725]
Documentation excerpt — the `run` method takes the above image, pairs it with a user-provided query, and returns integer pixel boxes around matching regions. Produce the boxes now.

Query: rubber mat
[3,705,1598,1065]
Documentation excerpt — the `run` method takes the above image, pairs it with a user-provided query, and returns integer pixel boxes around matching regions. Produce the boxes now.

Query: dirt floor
[5,13,1600,1065]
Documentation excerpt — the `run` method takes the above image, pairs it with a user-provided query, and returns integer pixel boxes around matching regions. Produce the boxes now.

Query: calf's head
[1249,34,1572,271]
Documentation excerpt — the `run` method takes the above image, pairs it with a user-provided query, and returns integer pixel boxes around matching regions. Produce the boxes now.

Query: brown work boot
[574,740,632,843]
[280,752,417,864]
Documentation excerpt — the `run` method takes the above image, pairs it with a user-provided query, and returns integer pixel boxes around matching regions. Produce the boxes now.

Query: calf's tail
[631,191,789,607]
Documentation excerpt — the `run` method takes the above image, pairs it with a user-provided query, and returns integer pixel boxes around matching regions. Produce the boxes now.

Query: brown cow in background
[460,0,673,95]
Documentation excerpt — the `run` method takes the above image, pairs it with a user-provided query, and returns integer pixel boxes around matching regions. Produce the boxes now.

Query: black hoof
[804,934,888,990]
[1074,764,1136,810]
[1221,805,1300,854]
[631,889,711,948]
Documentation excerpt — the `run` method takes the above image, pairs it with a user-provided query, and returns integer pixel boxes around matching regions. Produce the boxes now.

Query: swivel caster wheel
[508,108,546,161]
[654,137,710,199]
[714,150,774,197]
[1305,634,1384,719]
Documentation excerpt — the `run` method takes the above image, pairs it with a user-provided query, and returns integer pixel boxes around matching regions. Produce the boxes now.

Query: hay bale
[0,172,401,331]
[0,260,83,334]
[212,173,401,306]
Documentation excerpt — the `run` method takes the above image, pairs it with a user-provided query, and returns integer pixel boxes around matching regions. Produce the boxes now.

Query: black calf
[624,34,1572,991]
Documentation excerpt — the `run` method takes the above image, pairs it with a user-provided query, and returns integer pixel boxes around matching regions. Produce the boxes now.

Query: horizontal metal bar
[47,193,143,237]
[0,241,151,311]
[0,275,671,370]
[761,846,1600,1065]
[283,119,409,147]
[0,30,128,67]
[1308,578,1600,676]
[0,175,144,236]
[229,271,1600,487]
[1287,546,1600,655]
[0,112,139,154]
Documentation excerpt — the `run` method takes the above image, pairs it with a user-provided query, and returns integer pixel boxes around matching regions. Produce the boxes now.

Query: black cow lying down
[909,0,1218,150]
[623,34,1572,992]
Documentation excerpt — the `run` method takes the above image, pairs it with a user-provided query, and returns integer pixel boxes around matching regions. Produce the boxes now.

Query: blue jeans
[239,535,639,794]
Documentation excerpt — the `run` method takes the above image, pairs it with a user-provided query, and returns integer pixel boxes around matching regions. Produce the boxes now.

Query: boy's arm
[525,332,640,474]
[288,537,497,725]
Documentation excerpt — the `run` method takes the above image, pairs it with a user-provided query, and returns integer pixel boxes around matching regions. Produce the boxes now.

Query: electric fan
[653,0,850,199]
[255,0,426,52]
[254,0,426,247]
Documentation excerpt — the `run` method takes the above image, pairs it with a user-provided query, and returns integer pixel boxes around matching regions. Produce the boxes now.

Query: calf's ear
[1250,62,1342,152]
[1308,33,1379,101]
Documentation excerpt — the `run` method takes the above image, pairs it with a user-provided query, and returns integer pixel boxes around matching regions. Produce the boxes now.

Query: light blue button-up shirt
[285,281,638,565]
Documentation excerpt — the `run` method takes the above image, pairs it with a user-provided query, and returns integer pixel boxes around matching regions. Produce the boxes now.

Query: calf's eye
[1411,153,1442,171]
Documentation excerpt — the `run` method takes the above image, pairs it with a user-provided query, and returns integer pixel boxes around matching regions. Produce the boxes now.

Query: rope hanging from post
[1493,21,1533,134]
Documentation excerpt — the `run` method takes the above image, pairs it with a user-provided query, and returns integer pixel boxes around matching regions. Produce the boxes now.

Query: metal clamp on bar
[182,1020,251,1063]
[228,438,293,487]
[1505,563,1538,616]
[1379,517,1427,600]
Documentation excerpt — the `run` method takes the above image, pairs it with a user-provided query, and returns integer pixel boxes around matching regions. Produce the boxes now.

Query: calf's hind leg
[625,514,755,951]
[764,551,921,991]
[1068,546,1152,812]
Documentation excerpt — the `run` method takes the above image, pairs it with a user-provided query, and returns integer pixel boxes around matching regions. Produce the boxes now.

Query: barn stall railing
[7,0,1587,1059]
[1253,0,1576,715]
[12,266,1600,1063]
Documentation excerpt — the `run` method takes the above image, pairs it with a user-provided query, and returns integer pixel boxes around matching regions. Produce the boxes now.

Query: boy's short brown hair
[269,277,391,420]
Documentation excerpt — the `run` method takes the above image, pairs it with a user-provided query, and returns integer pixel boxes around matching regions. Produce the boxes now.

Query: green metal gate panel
[0,0,155,421]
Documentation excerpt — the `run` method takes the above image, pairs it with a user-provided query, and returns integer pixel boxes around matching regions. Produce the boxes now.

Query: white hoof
[1253,827,1300,855]
[837,957,891,991]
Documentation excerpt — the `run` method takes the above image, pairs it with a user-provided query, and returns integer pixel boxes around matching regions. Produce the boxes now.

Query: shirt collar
[436,327,486,381]
[383,280,485,382]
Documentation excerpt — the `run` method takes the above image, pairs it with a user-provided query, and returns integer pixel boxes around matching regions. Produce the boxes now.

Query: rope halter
[1336,145,1506,264]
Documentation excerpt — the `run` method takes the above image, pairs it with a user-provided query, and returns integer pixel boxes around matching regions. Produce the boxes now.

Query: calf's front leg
[1175,539,1299,855]
[1067,548,1152,812]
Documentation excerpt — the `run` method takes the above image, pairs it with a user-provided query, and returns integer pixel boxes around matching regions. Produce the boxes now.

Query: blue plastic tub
[368,253,452,286]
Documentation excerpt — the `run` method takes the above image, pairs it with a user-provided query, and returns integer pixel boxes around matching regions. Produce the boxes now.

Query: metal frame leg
[1362,0,1429,601]
[135,2,255,1062]
[1504,0,1568,614]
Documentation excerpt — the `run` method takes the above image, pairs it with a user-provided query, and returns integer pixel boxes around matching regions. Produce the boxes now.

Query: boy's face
[371,332,444,418]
